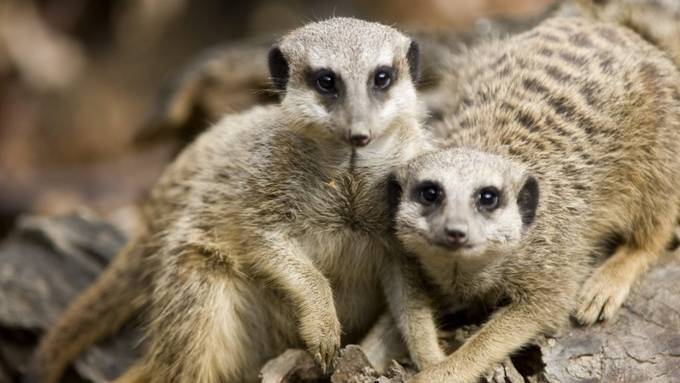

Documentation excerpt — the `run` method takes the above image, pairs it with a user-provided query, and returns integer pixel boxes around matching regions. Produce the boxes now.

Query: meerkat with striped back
[378,15,680,382]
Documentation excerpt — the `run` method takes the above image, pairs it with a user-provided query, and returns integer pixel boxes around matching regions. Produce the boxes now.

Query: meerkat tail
[25,240,150,383]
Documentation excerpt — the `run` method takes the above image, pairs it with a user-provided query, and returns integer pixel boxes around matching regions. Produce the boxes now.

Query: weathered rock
[380,360,410,383]
[539,254,680,383]
[0,211,138,382]
[329,345,379,383]
[1,213,679,382]
[484,357,525,383]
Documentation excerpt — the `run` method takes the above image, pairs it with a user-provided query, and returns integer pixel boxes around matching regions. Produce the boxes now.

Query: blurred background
[0,0,556,240]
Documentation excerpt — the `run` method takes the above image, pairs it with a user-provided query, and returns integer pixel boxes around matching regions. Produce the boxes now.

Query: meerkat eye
[477,187,500,211]
[414,181,443,206]
[373,66,394,90]
[314,70,337,94]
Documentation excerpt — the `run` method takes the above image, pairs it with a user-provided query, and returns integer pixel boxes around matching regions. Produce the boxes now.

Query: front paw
[299,311,342,373]
[574,261,635,325]
[485,357,523,383]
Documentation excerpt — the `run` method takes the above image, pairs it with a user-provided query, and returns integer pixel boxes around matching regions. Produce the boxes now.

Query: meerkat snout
[393,148,539,259]
[348,120,372,146]
[444,225,468,246]
[349,132,371,147]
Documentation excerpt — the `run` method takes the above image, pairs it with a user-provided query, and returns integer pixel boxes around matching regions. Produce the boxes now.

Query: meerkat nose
[445,227,468,244]
[349,134,371,147]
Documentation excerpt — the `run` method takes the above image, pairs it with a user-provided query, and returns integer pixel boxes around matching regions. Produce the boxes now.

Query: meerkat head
[268,17,420,148]
[390,148,539,261]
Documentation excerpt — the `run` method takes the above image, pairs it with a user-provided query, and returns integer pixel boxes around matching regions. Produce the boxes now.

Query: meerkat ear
[268,46,289,92]
[406,40,420,82]
[387,173,404,221]
[517,175,539,226]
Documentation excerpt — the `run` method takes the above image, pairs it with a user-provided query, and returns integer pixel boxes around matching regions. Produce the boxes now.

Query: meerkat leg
[145,236,341,381]
[251,234,342,372]
[380,257,446,370]
[576,205,676,325]
[359,313,410,373]
[575,243,664,324]
[410,300,558,383]
[146,265,288,383]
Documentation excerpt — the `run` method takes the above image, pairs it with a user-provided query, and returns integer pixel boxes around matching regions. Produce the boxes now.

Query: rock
[258,345,414,383]
[381,360,410,383]
[539,254,680,383]
[0,211,138,382]
[330,345,378,383]
[1,213,679,382]
[484,358,525,383]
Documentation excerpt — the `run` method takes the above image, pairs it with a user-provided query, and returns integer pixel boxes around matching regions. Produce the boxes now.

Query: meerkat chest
[300,168,392,233]
[296,228,386,337]
[296,229,386,279]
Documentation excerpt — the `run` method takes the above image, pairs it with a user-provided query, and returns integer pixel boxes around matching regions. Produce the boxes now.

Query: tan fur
[112,363,145,383]
[562,0,680,68]
[390,16,680,383]
[27,18,446,383]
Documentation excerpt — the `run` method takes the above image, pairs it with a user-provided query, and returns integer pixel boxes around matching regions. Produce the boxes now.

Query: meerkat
[373,15,680,383]
[26,17,447,383]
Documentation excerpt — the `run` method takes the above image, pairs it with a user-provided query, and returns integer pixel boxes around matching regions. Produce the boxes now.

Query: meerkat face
[267,17,420,148]
[391,148,539,261]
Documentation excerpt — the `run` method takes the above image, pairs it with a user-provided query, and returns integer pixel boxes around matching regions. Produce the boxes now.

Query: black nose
[445,228,467,244]
[349,134,370,147]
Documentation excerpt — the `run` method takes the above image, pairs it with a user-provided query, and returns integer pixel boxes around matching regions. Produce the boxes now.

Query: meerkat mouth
[423,234,477,252]
[436,242,476,252]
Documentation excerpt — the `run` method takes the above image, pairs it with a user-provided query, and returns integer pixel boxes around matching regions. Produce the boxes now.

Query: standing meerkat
[27,18,447,383]
[379,15,680,383]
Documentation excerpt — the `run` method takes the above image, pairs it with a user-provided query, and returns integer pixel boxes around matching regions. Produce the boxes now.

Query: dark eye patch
[306,68,341,98]
[372,66,395,91]
[475,186,502,212]
[412,180,444,206]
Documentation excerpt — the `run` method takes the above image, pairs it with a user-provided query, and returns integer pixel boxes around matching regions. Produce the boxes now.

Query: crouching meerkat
[380,15,680,383]
[26,18,447,383]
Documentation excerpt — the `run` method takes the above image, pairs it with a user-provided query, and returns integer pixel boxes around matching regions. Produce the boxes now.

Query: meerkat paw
[575,259,636,325]
[299,311,342,374]
[484,358,524,383]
